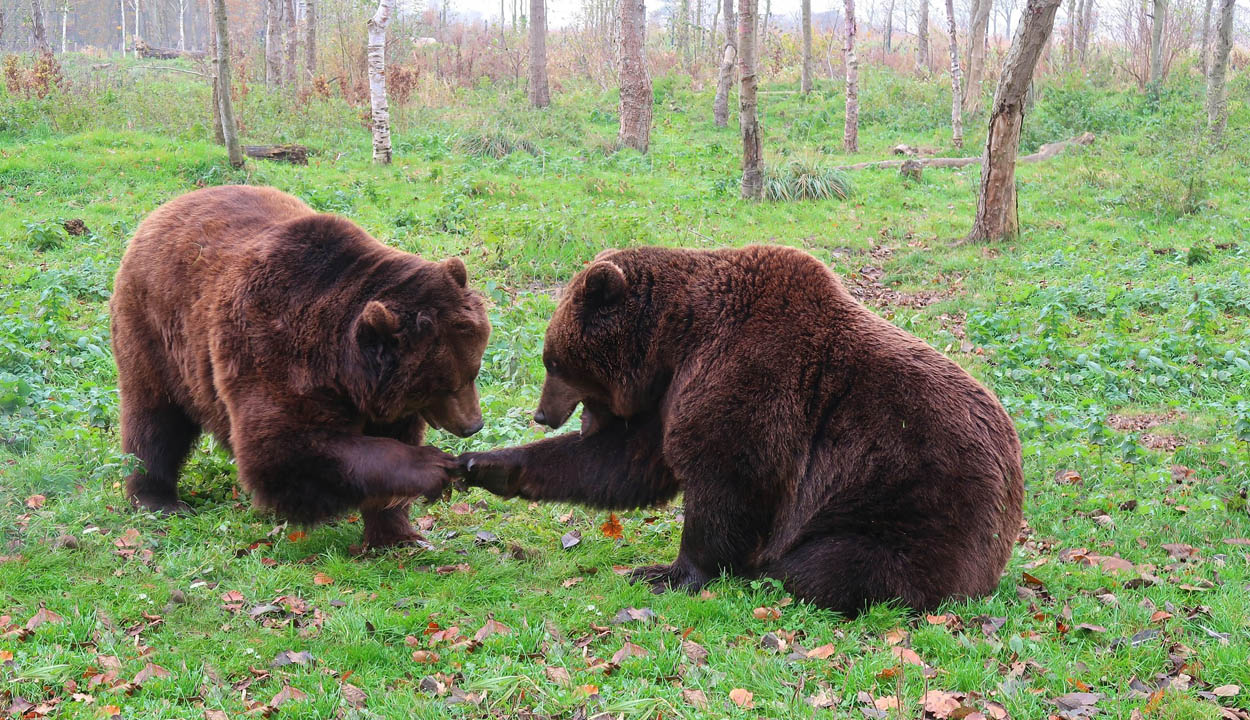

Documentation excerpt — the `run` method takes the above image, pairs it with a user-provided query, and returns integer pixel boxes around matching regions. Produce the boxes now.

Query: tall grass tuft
[457,130,541,159]
[763,160,852,202]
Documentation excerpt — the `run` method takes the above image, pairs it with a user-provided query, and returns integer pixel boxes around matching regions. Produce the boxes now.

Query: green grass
[2,55,1249,719]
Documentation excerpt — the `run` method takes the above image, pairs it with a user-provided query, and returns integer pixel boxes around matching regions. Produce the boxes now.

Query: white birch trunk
[844,0,859,152]
[367,0,393,164]
[946,0,964,147]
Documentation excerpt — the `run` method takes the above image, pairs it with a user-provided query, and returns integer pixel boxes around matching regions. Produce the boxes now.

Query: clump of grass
[457,129,540,159]
[763,160,852,202]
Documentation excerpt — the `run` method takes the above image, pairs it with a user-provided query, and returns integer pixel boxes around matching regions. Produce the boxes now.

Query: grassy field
[2,56,1250,719]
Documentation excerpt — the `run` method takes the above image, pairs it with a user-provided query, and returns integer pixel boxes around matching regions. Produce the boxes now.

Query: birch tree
[1199,0,1212,75]
[529,0,551,107]
[211,0,243,168]
[618,0,652,151]
[945,0,964,146]
[713,0,736,126]
[844,0,859,152]
[801,0,812,93]
[739,0,762,198]
[1148,0,1165,93]
[917,0,930,70]
[304,0,316,81]
[31,0,51,54]
[367,0,393,164]
[967,0,1062,241]
[284,0,297,86]
[965,0,991,113]
[1204,0,1234,143]
[265,0,281,85]
[177,0,186,50]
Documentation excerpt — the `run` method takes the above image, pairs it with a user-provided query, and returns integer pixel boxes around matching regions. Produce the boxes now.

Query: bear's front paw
[456,452,523,498]
[628,561,710,594]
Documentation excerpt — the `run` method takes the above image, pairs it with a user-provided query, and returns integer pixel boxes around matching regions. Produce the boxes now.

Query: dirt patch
[1107,410,1179,432]
[1141,433,1186,451]
[845,263,960,309]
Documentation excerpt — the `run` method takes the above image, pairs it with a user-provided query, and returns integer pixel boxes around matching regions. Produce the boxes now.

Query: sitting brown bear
[110,185,489,547]
[460,245,1023,615]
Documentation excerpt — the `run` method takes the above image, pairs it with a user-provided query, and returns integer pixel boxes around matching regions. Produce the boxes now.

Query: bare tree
[1077,0,1093,62]
[177,0,186,50]
[31,0,51,54]
[1205,0,1234,142]
[945,0,964,146]
[529,0,551,106]
[304,0,316,81]
[917,0,930,70]
[265,0,281,84]
[284,0,297,86]
[967,0,1062,241]
[844,0,859,151]
[211,0,243,168]
[884,0,895,53]
[367,0,393,164]
[1199,0,1212,74]
[739,0,762,198]
[118,0,124,53]
[713,0,736,125]
[801,0,812,92]
[1148,0,1165,92]
[965,0,991,113]
[618,0,652,151]
[208,1,223,144]
[59,0,68,53]
[1063,0,1075,63]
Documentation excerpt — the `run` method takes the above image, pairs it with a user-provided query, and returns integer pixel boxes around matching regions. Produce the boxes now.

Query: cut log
[837,132,1092,171]
[243,144,309,164]
[134,38,206,60]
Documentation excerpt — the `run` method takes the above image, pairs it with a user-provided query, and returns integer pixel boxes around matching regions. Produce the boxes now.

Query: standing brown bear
[460,245,1023,615]
[111,185,490,547]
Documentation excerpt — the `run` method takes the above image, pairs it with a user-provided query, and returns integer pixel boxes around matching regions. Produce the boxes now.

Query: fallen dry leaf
[25,494,45,509]
[341,683,367,708]
[101,705,121,717]
[287,531,307,542]
[610,641,648,665]
[729,688,754,708]
[544,666,571,686]
[271,685,308,707]
[752,606,781,621]
[133,663,171,685]
[875,695,900,711]
[1213,685,1241,698]
[474,618,512,642]
[411,650,440,664]
[561,530,582,549]
[204,710,228,720]
[25,607,64,631]
[313,572,334,586]
[682,688,709,709]
[682,639,708,665]
[806,643,837,660]
[600,513,624,540]
[891,646,924,666]
[923,690,963,718]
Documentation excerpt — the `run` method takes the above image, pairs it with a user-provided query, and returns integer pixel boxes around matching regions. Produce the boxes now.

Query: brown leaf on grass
[1213,685,1241,697]
[313,572,334,586]
[922,690,963,718]
[891,646,924,665]
[562,577,584,588]
[561,530,582,549]
[600,513,624,540]
[1076,623,1107,633]
[270,685,308,707]
[611,607,656,624]
[1053,691,1102,716]
[473,618,512,642]
[729,688,754,708]
[874,695,900,711]
[610,642,648,665]
[341,683,367,708]
[806,686,840,708]
[806,643,837,659]
[450,502,473,515]
[25,607,64,631]
[0,650,12,663]
[287,531,307,542]
[411,650,440,664]
[204,710,228,720]
[682,639,708,665]
[681,688,709,709]
[1223,538,1250,547]
[884,627,910,645]
[752,606,781,621]
[544,666,572,686]
[1162,543,1199,560]
[25,494,45,509]
[133,663,171,685]
[271,650,313,668]
[101,705,121,717]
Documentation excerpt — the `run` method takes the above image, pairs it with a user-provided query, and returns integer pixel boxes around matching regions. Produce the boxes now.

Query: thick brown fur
[111,185,490,547]
[460,245,1023,615]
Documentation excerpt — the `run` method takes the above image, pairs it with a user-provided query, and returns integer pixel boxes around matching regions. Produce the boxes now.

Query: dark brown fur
[111,185,490,547]
[460,245,1023,615]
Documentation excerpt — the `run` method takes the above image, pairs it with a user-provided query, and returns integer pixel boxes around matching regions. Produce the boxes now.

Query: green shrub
[763,160,852,202]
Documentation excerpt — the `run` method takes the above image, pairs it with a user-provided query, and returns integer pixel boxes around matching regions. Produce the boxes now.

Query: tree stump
[900,159,923,182]
[242,144,309,165]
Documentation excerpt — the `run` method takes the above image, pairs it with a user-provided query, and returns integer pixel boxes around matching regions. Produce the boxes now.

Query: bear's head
[534,250,670,435]
[347,256,490,437]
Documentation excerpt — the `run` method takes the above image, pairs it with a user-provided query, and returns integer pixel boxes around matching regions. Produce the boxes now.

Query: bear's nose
[533,408,549,426]
[464,418,485,436]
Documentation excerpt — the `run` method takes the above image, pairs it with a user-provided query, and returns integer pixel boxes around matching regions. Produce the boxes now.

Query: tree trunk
[265,0,281,85]
[738,0,762,198]
[60,4,66,53]
[618,0,652,151]
[965,0,991,113]
[528,0,550,106]
[967,0,1061,242]
[917,0,930,71]
[800,0,812,92]
[1077,0,1093,63]
[30,0,51,54]
[118,0,125,53]
[211,0,243,168]
[1199,0,1212,76]
[843,0,859,152]
[1148,0,1165,92]
[133,0,140,57]
[1063,0,1074,63]
[1205,0,1234,143]
[713,0,736,125]
[884,0,894,53]
[304,0,316,81]
[367,0,393,164]
[284,0,297,86]
[208,2,223,144]
[945,0,964,147]
[178,0,186,50]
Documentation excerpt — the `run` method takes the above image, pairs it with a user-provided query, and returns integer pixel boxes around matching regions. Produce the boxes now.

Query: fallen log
[133,39,206,60]
[836,132,1094,171]
[243,144,310,165]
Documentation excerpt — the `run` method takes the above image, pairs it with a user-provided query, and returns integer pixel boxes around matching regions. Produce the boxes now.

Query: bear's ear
[359,300,400,341]
[581,261,626,311]
[444,257,468,288]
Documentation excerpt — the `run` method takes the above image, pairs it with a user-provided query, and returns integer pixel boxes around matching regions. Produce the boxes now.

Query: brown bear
[459,245,1023,615]
[110,185,490,547]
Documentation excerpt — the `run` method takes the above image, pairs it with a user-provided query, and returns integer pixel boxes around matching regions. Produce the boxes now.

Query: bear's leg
[358,416,429,547]
[759,535,934,616]
[458,412,680,510]
[122,401,200,514]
